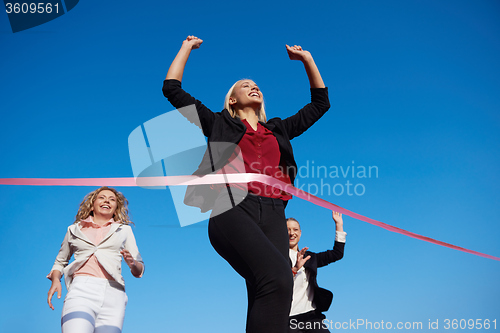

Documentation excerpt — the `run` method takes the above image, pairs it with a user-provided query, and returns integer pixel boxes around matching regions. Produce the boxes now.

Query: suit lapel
[261,120,276,132]
[98,223,121,246]
[68,224,94,245]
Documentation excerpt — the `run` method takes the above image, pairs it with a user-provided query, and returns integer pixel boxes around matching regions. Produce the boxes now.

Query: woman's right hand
[47,272,62,310]
[182,35,203,50]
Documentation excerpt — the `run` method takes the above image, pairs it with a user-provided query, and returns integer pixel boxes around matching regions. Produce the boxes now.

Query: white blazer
[49,222,144,290]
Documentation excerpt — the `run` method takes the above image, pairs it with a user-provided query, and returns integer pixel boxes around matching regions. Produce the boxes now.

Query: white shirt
[289,248,316,316]
[289,231,346,316]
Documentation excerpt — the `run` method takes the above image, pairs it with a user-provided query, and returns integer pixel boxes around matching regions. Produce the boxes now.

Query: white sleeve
[335,231,347,243]
[47,227,73,279]
[124,226,145,277]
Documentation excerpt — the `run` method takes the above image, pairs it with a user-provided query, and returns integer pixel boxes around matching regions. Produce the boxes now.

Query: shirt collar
[80,215,118,228]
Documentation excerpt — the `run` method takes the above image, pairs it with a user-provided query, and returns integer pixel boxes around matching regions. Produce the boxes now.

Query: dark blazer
[162,79,330,212]
[303,240,345,312]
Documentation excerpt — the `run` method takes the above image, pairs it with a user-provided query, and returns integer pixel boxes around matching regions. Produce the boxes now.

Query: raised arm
[278,44,329,140]
[333,211,344,233]
[316,211,346,268]
[166,36,203,82]
[286,44,325,88]
[163,36,217,135]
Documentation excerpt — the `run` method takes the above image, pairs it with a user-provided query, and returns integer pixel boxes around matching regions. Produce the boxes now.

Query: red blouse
[237,119,292,200]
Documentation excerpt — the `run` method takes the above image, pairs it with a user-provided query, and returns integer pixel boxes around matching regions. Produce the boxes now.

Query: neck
[291,244,299,251]
[237,107,259,126]
[93,213,112,226]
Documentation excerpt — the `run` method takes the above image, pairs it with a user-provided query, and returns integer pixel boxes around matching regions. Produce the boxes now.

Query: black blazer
[303,240,345,312]
[162,79,330,212]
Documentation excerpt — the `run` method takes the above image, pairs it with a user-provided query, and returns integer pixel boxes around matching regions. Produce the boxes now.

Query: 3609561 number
[5,3,59,14]
[443,319,497,330]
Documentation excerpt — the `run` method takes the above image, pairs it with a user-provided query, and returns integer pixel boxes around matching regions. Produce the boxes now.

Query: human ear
[229,97,237,105]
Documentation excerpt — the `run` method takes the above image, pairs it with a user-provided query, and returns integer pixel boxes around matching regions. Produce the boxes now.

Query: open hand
[47,280,62,310]
[121,249,136,268]
[293,246,311,273]
[286,44,312,62]
[332,211,343,226]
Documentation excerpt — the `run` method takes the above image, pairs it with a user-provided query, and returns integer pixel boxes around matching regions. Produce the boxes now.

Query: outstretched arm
[166,36,203,82]
[286,44,325,88]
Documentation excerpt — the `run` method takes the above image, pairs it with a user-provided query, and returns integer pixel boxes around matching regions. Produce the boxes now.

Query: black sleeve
[281,87,330,140]
[315,241,345,268]
[162,79,217,137]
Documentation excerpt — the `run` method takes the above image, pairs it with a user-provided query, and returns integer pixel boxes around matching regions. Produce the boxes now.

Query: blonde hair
[224,79,267,123]
[74,186,132,224]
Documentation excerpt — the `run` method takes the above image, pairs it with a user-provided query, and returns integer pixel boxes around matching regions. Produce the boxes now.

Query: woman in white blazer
[47,186,144,333]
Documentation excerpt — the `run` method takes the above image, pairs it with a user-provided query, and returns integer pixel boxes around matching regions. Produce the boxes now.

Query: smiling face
[92,189,118,219]
[229,80,263,111]
[287,219,302,250]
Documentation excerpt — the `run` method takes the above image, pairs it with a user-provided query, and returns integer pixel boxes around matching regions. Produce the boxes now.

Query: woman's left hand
[293,247,311,273]
[121,249,144,278]
[121,249,136,268]
[286,44,312,62]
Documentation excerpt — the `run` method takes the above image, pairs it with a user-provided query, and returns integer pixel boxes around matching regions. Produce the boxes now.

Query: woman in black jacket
[288,212,345,332]
[163,36,330,333]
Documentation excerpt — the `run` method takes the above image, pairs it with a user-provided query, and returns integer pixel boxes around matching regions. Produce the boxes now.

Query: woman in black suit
[163,36,330,333]
[288,212,346,332]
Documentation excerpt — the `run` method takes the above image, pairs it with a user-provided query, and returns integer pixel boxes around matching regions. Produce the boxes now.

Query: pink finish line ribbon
[1,174,499,262]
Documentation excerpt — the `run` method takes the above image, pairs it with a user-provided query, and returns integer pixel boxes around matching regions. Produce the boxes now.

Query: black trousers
[209,191,293,333]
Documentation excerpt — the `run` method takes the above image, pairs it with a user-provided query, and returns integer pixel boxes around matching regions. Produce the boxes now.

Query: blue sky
[1,0,499,332]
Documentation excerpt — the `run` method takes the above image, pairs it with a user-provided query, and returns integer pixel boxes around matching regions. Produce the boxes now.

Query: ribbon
[1,174,498,262]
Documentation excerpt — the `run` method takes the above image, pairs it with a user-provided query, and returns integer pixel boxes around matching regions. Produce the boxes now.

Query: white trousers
[61,276,128,333]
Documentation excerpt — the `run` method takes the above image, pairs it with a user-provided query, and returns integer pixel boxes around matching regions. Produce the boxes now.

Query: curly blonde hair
[224,79,267,123]
[74,186,132,224]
